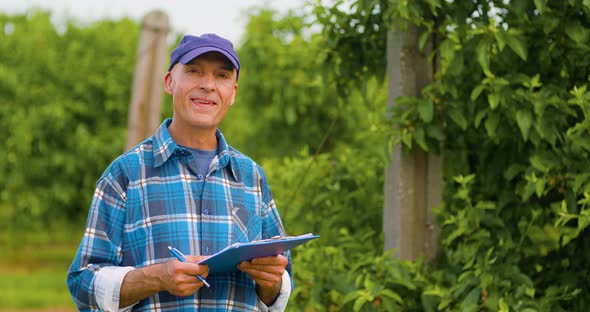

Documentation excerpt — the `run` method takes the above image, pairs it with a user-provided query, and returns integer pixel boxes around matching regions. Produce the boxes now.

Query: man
[67,33,291,311]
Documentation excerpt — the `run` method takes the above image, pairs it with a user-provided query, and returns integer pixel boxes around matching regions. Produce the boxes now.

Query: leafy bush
[266,144,388,311]
[312,0,590,310]
[0,11,139,225]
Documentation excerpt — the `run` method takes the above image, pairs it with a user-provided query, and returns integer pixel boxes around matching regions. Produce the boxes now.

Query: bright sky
[0,0,305,46]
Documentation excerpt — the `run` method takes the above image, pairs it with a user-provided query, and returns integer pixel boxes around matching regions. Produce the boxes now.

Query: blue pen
[168,246,211,288]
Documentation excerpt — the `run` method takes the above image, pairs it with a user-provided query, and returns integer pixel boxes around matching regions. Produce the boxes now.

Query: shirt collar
[152,118,239,181]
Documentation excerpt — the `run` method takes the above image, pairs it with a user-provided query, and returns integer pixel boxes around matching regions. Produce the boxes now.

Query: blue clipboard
[199,233,319,273]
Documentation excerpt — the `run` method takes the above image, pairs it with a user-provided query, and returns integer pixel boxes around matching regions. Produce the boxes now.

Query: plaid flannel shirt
[67,119,290,311]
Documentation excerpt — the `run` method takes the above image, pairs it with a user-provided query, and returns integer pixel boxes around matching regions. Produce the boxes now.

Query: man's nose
[199,73,215,90]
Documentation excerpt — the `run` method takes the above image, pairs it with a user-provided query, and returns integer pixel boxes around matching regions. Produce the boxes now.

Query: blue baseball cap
[168,33,240,80]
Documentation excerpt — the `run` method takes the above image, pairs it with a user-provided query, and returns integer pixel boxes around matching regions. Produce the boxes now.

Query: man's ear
[163,71,173,95]
[230,83,238,105]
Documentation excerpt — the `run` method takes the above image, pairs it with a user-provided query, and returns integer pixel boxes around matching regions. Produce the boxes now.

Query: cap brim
[178,47,240,72]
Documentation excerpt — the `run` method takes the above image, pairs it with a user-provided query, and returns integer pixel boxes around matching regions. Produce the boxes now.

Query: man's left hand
[238,255,288,305]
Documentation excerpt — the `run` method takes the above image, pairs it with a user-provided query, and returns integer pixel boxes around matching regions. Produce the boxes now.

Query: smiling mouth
[191,97,216,106]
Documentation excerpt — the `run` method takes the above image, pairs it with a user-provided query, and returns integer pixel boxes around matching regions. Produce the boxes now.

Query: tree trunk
[126,10,169,151]
[383,26,441,262]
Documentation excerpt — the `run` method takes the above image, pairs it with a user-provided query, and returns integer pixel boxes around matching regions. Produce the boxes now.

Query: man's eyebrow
[220,63,234,72]
[186,59,199,66]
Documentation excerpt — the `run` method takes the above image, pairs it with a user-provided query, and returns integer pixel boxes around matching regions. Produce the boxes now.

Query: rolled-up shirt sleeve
[94,266,137,311]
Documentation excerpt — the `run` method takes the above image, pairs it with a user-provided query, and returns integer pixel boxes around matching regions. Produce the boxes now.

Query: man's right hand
[159,256,210,297]
[119,256,209,308]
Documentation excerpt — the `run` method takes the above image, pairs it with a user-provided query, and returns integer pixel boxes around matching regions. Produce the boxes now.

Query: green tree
[0,11,139,226]
[313,0,590,310]
[226,9,383,160]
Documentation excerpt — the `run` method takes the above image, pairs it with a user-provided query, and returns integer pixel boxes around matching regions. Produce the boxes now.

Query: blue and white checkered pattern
[67,119,290,311]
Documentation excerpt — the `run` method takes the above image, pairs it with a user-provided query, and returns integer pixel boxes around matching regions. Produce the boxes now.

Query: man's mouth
[191,97,215,106]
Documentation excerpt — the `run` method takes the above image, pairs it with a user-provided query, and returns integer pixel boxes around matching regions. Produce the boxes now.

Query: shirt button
[203,209,209,215]
[197,174,204,180]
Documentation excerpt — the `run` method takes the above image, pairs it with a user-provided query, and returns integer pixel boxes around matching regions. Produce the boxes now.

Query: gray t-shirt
[180,145,217,177]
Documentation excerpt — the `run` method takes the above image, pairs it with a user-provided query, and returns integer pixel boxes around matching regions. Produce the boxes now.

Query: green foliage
[269,146,388,312]
[0,11,139,225]
[261,78,390,310]
[341,250,430,312]
[228,9,372,160]
[4,1,590,311]
[313,0,590,310]
[312,0,391,96]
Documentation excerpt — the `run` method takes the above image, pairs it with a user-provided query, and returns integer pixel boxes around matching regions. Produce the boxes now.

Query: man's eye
[186,66,202,73]
[218,72,230,79]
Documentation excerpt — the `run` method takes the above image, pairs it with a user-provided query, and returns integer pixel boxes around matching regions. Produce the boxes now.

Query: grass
[0,222,82,310]
[0,269,75,310]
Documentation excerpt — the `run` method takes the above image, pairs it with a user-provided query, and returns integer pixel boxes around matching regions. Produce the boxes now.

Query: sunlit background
[1,0,302,44]
[2,1,589,311]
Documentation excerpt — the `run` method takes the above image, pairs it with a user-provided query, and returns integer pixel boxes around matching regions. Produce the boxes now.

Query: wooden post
[126,10,169,151]
[383,26,442,261]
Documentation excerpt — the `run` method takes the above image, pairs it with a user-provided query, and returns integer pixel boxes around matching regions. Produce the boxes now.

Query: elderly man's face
[164,52,238,132]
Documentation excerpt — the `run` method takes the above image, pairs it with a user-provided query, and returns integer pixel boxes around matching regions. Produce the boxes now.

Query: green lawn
[0,223,82,310]
[0,268,76,310]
